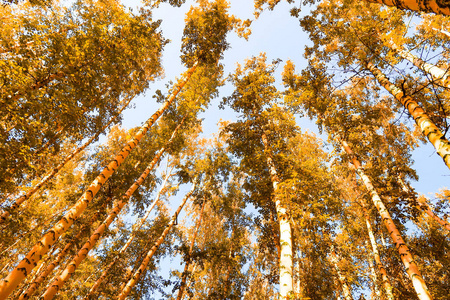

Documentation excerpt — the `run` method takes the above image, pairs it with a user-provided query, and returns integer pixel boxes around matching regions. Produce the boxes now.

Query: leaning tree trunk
[269,211,282,261]
[17,221,92,300]
[261,132,293,299]
[340,139,433,300]
[0,94,135,224]
[116,183,196,300]
[9,245,58,300]
[382,38,449,86]
[175,201,206,300]
[39,118,185,300]
[82,169,175,299]
[362,205,395,300]
[367,62,450,171]
[294,249,303,298]
[0,208,65,255]
[414,197,450,231]
[0,62,197,299]
[365,239,382,299]
[365,0,450,15]
[329,245,353,300]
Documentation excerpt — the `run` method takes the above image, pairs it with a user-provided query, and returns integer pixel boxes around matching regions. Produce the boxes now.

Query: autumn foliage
[0,0,449,299]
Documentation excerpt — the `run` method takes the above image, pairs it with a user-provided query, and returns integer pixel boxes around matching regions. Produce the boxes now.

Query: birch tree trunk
[261,132,293,299]
[415,197,450,231]
[365,0,450,15]
[383,39,449,86]
[33,127,64,156]
[117,183,196,300]
[82,168,175,299]
[0,63,197,299]
[8,71,65,103]
[432,28,450,38]
[340,139,432,300]
[17,224,90,300]
[175,201,206,300]
[367,62,450,171]
[329,246,353,300]
[365,239,382,299]
[362,206,395,300]
[0,208,65,256]
[294,250,302,298]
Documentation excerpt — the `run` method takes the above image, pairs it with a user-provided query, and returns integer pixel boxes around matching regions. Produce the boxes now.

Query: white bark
[261,132,293,299]
[330,246,353,300]
[365,216,394,300]
[386,39,449,86]
[365,240,382,299]
[276,202,293,298]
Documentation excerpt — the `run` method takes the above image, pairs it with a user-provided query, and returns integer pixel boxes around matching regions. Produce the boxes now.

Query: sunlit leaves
[181,0,232,67]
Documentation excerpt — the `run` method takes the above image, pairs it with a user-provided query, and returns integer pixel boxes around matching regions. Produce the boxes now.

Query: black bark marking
[17,267,28,277]
[49,230,57,241]
[436,0,450,9]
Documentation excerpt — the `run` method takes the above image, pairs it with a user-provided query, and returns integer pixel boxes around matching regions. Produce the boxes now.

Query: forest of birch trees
[0,0,449,299]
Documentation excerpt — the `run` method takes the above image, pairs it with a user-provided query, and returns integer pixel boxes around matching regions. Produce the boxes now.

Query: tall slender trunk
[118,267,134,293]
[362,206,395,300]
[175,202,206,300]
[0,208,65,255]
[117,240,154,294]
[261,132,293,299]
[367,62,450,171]
[14,244,58,299]
[382,38,449,86]
[398,178,450,231]
[4,60,93,104]
[340,139,432,300]
[39,119,185,300]
[186,262,198,293]
[329,245,353,300]
[116,183,196,300]
[269,210,281,261]
[0,262,12,276]
[365,0,450,15]
[17,224,89,300]
[380,229,387,248]
[365,239,382,299]
[0,94,135,223]
[416,197,450,231]
[0,62,197,299]
[294,250,302,298]
[82,169,175,299]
